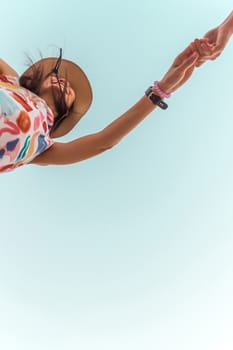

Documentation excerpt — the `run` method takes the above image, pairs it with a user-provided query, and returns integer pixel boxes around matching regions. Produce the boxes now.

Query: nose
[51,76,69,86]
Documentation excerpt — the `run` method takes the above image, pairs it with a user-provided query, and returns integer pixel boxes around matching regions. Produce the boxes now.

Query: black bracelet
[145,87,168,110]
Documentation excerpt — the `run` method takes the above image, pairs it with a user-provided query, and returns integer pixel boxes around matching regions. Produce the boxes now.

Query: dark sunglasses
[48,48,70,128]
[50,48,64,96]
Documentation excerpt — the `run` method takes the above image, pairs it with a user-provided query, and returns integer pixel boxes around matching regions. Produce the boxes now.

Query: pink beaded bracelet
[153,81,171,99]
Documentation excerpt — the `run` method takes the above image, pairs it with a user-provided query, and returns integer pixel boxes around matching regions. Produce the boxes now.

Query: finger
[196,55,212,67]
[203,32,216,45]
[201,50,221,61]
[211,44,222,56]
[210,52,221,60]
[190,39,209,56]
[190,39,202,55]
[204,40,216,49]
[200,38,216,48]
[196,51,221,67]
[201,37,215,47]
[194,39,210,56]
[193,40,217,63]
[200,42,216,56]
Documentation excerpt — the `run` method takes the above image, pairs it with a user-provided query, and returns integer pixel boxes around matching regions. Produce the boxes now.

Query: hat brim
[21,58,93,138]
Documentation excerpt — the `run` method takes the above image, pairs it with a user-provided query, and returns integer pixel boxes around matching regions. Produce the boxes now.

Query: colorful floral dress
[0,74,54,173]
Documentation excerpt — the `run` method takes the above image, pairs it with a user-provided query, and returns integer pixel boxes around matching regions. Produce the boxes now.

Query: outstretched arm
[0,59,19,77]
[30,47,199,166]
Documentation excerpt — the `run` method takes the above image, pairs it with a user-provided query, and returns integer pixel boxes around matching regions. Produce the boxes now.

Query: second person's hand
[194,14,233,67]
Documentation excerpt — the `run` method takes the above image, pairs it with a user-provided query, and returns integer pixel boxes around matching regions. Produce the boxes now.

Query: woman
[0,11,232,173]
[0,45,208,174]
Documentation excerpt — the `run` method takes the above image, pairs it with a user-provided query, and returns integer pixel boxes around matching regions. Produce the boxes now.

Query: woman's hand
[157,44,200,95]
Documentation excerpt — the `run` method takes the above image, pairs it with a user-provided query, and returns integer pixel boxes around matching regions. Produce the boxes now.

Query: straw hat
[21,56,93,138]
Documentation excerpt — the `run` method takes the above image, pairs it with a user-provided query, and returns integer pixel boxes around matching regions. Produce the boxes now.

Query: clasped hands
[158,23,231,95]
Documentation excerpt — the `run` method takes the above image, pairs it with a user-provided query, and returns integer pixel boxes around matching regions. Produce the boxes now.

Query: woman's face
[39,75,76,114]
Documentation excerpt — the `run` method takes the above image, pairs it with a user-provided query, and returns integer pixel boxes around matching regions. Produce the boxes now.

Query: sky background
[1,1,233,350]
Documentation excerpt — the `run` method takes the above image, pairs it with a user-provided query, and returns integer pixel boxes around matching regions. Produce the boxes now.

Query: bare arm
[30,47,199,166]
[0,59,19,77]
[30,96,157,165]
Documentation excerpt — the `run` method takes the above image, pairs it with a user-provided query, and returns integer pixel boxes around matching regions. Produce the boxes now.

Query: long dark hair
[19,49,72,134]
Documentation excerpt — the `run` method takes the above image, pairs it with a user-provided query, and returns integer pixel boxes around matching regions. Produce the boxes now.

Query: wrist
[155,80,172,96]
[152,80,171,99]
[145,86,168,110]
[222,11,233,35]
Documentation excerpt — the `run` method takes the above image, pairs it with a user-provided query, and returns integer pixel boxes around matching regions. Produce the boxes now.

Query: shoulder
[0,59,19,77]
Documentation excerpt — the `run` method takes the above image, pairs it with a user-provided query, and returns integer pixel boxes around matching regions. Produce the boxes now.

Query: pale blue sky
[1,1,233,350]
